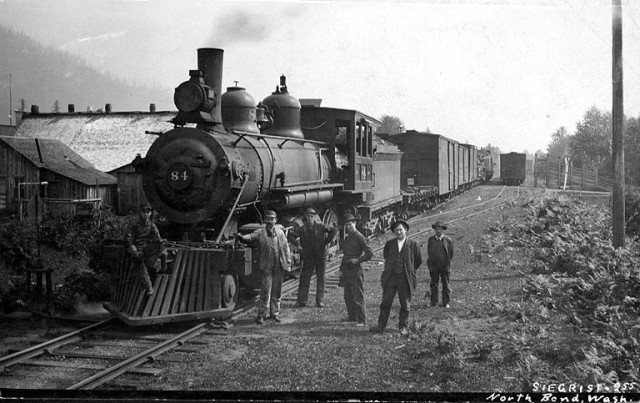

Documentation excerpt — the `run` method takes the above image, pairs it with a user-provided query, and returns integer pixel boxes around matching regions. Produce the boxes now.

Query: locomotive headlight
[174,70,217,113]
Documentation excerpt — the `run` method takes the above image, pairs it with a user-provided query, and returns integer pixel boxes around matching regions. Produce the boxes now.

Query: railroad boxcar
[500,152,526,185]
[459,143,478,189]
[387,131,459,197]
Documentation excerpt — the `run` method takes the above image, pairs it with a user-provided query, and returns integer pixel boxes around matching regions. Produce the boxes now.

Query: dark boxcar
[500,152,526,185]
[387,130,459,196]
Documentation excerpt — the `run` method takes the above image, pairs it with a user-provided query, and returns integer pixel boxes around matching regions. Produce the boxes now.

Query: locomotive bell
[221,86,260,133]
[261,75,304,139]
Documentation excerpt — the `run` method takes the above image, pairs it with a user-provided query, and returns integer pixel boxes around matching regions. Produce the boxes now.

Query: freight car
[104,47,491,325]
[500,152,526,185]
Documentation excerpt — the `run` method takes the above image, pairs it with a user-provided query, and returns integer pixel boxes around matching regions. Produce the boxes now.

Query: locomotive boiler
[107,48,341,325]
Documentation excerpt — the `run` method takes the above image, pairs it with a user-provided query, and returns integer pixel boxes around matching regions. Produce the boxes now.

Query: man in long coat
[288,207,338,307]
[237,210,291,324]
[370,220,422,334]
[427,220,454,308]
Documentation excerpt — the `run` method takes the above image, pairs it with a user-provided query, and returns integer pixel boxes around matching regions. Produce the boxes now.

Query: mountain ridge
[0,25,174,125]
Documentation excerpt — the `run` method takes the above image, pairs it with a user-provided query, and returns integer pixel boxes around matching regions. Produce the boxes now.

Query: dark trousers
[132,242,161,291]
[378,274,411,329]
[343,267,366,323]
[297,254,326,305]
[430,267,450,306]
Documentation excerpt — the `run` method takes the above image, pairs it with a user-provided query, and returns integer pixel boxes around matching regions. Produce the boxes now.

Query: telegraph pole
[612,0,625,248]
[8,74,13,125]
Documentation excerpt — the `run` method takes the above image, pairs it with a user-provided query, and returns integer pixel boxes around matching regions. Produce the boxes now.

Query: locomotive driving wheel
[221,274,239,310]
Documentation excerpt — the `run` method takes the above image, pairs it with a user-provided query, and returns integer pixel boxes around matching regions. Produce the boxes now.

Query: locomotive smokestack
[197,48,223,125]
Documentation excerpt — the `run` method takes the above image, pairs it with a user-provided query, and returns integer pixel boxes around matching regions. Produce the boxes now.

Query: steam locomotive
[104,48,492,325]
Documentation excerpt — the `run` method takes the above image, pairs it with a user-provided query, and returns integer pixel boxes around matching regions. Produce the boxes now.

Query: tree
[570,106,611,172]
[546,126,571,159]
[378,115,404,135]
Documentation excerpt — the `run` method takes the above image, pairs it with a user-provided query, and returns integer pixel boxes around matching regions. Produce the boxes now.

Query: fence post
[569,159,573,188]
[534,154,538,187]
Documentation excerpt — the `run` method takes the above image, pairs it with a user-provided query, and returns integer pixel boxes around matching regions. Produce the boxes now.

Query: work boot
[269,315,281,323]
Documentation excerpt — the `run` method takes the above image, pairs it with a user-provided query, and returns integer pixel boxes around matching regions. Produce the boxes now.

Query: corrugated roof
[12,112,176,172]
[0,136,116,185]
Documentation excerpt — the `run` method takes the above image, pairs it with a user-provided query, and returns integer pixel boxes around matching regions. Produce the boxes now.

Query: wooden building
[0,136,116,219]
[11,106,175,214]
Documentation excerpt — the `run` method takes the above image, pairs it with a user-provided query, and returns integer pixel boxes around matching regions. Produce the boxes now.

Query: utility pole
[8,73,13,125]
[612,0,625,248]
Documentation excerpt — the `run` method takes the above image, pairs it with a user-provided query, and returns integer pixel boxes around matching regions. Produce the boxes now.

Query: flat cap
[432,220,447,230]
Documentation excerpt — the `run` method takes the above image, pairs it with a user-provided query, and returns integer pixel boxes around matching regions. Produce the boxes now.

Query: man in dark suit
[370,220,422,334]
[288,207,338,308]
[427,220,454,308]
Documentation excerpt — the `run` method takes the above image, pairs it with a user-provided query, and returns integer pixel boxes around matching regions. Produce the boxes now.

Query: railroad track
[0,185,521,390]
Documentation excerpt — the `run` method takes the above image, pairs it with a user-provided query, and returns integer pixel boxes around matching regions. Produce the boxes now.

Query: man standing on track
[370,220,422,334]
[288,207,338,308]
[236,210,291,324]
[339,214,373,327]
[427,220,454,308]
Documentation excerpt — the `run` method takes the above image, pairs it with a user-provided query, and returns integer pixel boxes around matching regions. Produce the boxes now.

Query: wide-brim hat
[390,220,409,231]
[344,214,357,223]
[304,207,317,215]
[432,220,447,230]
[265,210,278,219]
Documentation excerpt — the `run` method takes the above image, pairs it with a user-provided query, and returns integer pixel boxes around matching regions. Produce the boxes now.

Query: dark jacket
[288,222,338,259]
[381,238,423,292]
[340,230,373,270]
[426,235,454,271]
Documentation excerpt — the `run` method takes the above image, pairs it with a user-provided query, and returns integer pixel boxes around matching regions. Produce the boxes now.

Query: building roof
[0,136,116,186]
[12,111,176,172]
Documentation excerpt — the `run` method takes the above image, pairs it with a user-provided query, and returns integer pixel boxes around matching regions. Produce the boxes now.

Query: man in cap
[339,214,373,326]
[370,219,422,334]
[236,210,291,324]
[125,203,162,296]
[427,221,454,308]
[287,207,338,308]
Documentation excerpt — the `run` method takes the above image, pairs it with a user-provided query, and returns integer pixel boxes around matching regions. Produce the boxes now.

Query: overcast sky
[1,0,640,154]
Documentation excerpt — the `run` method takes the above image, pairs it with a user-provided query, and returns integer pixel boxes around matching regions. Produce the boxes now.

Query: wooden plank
[203,252,213,311]
[23,360,162,376]
[150,275,169,317]
[170,250,189,314]
[198,251,208,311]
[178,250,195,313]
[187,251,202,312]
[160,252,183,316]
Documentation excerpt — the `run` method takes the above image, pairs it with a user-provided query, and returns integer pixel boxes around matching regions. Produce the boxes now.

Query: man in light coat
[370,220,422,334]
[237,210,291,324]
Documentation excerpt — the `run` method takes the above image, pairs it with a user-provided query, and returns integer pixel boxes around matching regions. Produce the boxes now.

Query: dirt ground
[0,184,543,396]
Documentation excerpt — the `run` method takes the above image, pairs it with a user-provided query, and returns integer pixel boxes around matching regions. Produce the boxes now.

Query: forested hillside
[0,25,173,124]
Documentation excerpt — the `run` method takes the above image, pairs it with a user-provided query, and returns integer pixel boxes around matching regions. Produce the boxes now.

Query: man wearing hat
[370,220,422,334]
[427,221,454,308]
[125,203,162,296]
[340,214,373,326]
[236,210,291,324]
[287,207,338,308]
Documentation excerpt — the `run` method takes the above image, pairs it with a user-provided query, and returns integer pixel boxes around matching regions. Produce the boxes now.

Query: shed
[11,109,176,214]
[0,136,116,219]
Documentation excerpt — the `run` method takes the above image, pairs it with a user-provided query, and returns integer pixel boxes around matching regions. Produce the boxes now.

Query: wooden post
[557,157,562,188]
[534,154,538,187]
[612,0,625,248]
[569,159,573,188]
